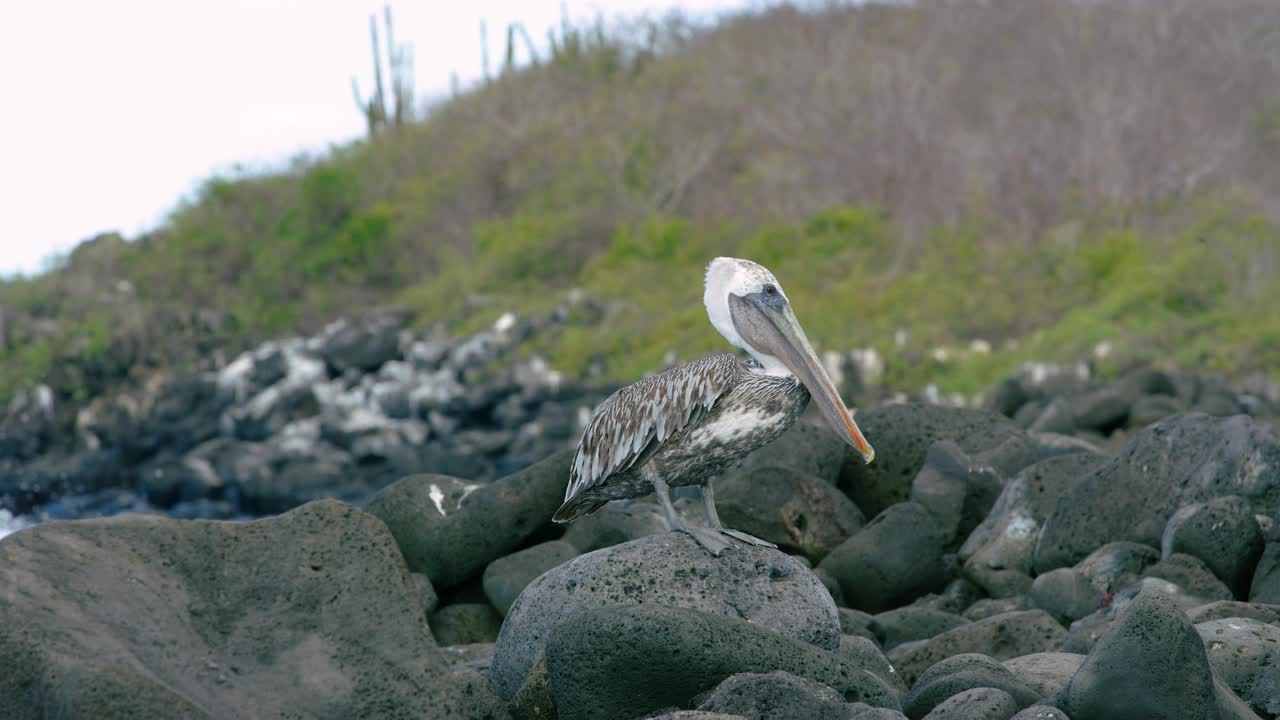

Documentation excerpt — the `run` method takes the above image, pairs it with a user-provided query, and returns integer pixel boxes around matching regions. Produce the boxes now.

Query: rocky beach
[2,304,1279,719]
[5,0,1280,716]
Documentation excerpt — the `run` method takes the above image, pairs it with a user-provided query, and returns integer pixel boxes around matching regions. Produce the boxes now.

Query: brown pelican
[552,257,875,555]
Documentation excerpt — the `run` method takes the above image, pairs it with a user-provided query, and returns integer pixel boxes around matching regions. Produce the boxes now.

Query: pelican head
[704,257,875,464]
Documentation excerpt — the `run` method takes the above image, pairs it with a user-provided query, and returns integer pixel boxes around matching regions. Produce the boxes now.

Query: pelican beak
[729,292,875,464]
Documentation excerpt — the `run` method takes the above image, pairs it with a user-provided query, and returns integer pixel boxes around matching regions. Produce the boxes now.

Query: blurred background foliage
[2,0,1279,404]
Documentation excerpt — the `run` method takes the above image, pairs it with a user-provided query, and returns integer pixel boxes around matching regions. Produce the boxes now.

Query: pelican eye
[763,284,777,296]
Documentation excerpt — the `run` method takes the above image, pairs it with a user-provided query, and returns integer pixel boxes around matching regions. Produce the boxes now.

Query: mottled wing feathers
[561,353,741,505]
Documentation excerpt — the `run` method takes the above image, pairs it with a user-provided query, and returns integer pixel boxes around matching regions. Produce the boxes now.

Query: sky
[0,0,766,277]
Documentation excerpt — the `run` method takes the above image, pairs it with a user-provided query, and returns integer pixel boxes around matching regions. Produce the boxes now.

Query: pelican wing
[564,352,741,502]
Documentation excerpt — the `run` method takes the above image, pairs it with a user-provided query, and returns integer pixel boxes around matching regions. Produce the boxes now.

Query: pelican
[552,257,875,555]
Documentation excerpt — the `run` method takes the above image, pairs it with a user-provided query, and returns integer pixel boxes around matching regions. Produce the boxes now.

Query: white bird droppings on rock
[494,312,517,334]
[429,484,447,517]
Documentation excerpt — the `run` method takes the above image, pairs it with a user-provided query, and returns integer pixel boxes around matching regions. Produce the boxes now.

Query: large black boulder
[490,532,840,700]
[819,502,949,613]
[1034,413,1280,574]
[837,403,1026,518]
[0,499,502,719]
[544,605,902,720]
[1055,588,1254,720]
[366,448,573,589]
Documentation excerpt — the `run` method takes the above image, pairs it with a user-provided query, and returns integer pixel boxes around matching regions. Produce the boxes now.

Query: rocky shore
[2,312,1280,719]
[0,303,618,529]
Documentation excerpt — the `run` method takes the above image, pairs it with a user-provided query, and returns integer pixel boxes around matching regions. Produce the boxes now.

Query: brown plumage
[552,353,807,523]
[550,257,875,555]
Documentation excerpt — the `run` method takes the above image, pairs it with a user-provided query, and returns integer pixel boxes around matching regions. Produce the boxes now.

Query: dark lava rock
[1013,401,1045,429]
[840,609,881,644]
[1071,541,1159,594]
[544,605,902,720]
[815,565,847,606]
[125,372,229,460]
[0,499,502,719]
[1056,588,1229,720]
[1068,384,1135,434]
[696,671,858,720]
[839,634,908,695]
[1059,608,1118,656]
[738,418,852,485]
[982,433,1070,479]
[902,653,1040,719]
[442,642,497,674]
[1027,568,1103,625]
[0,448,133,514]
[967,568,1033,601]
[1003,653,1085,698]
[138,452,225,509]
[366,448,572,588]
[920,687,1019,720]
[1028,398,1076,436]
[191,437,360,516]
[1196,617,1280,718]
[558,499,667,552]
[412,572,440,616]
[1070,367,1180,434]
[0,388,53,461]
[1195,379,1245,417]
[716,465,865,562]
[960,453,1105,598]
[985,377,1030,418]
[1143,553,1234,601]
[1129,394,1185,429]
[645,707,747,712]
[870,607,970,651]
[1059,574,1225,656]
[963,598,1024,622]
[509,652,555,720]
[650,707,747,712]
[318,311,407,373]
[1010,707,1070,720]
[1033,413,1280,574]
[848,706,911,719]
[429,603,503,646]
[888,610,1066,687]
[910,441,1003,548]
[819,502,949,613]
[1252,539,1280,603]
[490,532,840,700]
[482,540,579,616]
[1186,600,1280,625]
[837,403,1025,518]
[1161,495,1263,598]
[920,578,985,616]
[228,379,320,442]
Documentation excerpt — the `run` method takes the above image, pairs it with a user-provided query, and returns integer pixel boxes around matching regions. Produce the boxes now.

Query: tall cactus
[504,22,539,74]
[352,5,414,137]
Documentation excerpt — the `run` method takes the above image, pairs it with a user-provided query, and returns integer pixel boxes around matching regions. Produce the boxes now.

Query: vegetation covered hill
[3,0,1280,406]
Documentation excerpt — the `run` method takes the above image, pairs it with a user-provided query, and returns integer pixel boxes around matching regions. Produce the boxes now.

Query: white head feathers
[703,257,790,374]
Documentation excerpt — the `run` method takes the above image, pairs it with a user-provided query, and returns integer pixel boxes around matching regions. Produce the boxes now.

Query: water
[0,508,35,540]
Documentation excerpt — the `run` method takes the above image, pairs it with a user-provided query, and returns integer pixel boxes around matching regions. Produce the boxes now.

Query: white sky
[0,0,766,277]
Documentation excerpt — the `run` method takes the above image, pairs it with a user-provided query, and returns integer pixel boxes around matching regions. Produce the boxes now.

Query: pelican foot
[720,528,778,549]
[672,525,734,556]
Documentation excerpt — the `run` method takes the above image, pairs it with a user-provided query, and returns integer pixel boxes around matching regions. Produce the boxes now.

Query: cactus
[480,20,490,83]
[352,5,414,137]
[504,23,539,73]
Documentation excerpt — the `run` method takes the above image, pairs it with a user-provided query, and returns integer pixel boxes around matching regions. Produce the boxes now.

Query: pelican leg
[702,480,777,550]
[651,475,731,556]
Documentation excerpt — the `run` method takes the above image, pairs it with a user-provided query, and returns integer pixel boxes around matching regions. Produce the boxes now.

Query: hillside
[2,0,1279,409]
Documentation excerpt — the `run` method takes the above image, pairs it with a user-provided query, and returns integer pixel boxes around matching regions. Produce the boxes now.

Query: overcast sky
[0,0,764,277]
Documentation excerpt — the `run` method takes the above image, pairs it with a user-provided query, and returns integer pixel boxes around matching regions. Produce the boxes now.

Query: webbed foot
[720,528,778,549]
[672,524,734,556]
